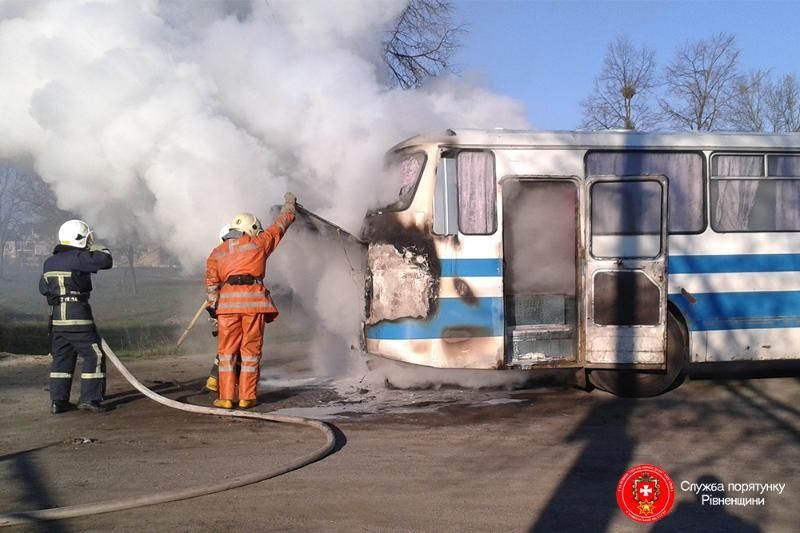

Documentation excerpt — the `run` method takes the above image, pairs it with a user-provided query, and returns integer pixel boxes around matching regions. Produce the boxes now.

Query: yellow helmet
[229,212,262,237]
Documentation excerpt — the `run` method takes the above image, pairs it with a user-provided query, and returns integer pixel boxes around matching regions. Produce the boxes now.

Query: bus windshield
[371,151,426,213]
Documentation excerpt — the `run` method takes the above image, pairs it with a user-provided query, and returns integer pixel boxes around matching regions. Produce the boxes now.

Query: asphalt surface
[0,349,798,532]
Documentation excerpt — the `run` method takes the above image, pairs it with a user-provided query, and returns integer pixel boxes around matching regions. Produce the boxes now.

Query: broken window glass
[374,152,426,212]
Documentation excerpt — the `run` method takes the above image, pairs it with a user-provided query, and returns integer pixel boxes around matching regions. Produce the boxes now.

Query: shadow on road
[722,381,800,442]
[104,378,207,410]
[651,474,760,533]
[1,444,70,532]
[529,397,636,532]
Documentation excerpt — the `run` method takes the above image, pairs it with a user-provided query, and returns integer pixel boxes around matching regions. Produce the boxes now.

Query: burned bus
[316,129,800,397]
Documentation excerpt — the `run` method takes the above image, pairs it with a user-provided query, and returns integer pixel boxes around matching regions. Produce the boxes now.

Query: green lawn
[0,266,306,356]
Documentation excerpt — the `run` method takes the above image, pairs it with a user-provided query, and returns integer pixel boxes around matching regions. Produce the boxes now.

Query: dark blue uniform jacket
[39,245,113,331]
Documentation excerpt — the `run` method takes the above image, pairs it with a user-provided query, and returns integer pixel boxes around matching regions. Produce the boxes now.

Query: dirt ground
[1,345,798,533]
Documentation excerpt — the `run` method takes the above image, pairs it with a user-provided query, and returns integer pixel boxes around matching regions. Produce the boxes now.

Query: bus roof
[390,129,800,153]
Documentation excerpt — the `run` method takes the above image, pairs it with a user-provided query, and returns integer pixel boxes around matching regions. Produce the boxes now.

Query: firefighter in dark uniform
[39,219,113,414]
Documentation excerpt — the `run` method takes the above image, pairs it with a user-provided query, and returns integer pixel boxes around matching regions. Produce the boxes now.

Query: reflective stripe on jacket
[39,245,113,331]
[205,212,294,316]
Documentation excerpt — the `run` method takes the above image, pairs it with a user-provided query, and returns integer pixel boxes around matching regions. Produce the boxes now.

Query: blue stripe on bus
[669,253,800,274]
[366,297,504,340]
[439,258,502,277]
[367,291,800,338]
[442,254,800,275]
[369,258,800,335]
[440,255,800,275]
[669,291,800,331]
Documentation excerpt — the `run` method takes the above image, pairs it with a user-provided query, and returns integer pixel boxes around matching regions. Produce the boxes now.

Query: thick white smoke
[0,0,529,378]
[0,0,528,258]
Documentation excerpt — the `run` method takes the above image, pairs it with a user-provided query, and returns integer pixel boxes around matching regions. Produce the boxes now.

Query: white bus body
[358,129,800,396]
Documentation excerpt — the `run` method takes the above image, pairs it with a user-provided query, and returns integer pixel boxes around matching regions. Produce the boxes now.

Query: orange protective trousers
[216,313,266,401]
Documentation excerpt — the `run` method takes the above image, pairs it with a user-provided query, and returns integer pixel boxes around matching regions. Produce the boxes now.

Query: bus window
[433,154,458,235]
[768,154,800,176]
[591,180,662,258]
[586,151,704,233]
[711,153,800,232]
[456,151,496,234]
[374,152,426,212]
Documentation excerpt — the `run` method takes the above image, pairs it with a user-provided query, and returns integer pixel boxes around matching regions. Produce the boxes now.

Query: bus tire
[588,312,688,398]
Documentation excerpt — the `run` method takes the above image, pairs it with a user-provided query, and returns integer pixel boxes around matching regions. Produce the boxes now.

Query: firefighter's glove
[88,243,110,254]
[209,318,219,337]
[206,306,217,319]
[281,192,297,215]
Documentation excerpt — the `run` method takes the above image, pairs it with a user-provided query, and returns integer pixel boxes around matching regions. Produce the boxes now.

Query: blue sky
[453,0,800,130]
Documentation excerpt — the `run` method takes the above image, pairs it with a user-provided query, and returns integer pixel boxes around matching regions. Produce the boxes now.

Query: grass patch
[0,266,307,356]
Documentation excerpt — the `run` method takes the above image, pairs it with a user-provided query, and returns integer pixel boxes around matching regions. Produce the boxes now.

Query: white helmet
[218,224,231,242]
[58,219,93,248]
[229,212,262,237]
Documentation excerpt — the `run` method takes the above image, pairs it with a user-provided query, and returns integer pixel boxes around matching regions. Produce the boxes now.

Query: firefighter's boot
[77,401,108,413]
[213,399,233,409]
[205,376,218,393]
[238,399,257,409]
[51,400,75,414]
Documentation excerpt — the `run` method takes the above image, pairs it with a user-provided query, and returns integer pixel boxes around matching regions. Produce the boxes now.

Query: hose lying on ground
[0,339,337,527]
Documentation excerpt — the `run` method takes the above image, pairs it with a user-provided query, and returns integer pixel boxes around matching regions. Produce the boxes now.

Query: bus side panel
[669,232,800,362]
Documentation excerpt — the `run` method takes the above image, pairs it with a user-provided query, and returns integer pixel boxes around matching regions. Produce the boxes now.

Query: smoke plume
[0,0,527,258]
[0,0,529,378]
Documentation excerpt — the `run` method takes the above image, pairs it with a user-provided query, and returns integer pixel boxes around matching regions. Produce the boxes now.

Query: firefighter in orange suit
[205,193,296,409]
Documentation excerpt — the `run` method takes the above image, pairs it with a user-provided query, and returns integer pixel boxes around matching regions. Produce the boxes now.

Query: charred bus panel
[363,143,505,369]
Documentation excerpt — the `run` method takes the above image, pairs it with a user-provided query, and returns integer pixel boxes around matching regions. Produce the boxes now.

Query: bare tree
[113,232,140,295]
[0,164,34,278]
[660,33,741,131]
[766,74,800,132]
[0,161,55,278]
[382,0,463,89]
[580,36,659,130]
[728,72,800,132]
[0,162,74,278]
[728,69,771,131]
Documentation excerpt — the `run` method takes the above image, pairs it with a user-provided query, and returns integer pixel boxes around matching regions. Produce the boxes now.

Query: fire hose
[0,339,337,527]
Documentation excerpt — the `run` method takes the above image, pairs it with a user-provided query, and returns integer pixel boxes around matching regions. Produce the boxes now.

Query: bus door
[584,176,668,368]
[502,178,580,368]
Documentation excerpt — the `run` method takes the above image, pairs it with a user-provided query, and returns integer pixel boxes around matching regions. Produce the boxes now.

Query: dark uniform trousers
[49,329,106,402]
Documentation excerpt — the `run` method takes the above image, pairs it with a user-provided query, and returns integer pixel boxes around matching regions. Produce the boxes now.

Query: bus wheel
[588,312,688,398]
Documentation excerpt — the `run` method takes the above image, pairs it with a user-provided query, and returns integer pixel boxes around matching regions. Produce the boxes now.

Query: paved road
[1,351,798,532]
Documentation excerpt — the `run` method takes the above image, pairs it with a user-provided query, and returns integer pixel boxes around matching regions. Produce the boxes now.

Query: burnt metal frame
[584,174,669,370]
[499,175,584,369]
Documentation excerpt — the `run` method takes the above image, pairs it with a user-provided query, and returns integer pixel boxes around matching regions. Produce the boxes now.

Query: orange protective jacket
[205,212,295,318]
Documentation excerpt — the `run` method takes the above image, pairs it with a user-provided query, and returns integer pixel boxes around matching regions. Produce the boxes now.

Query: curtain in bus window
[712,155,763,231]
[769,155,800,231]
[776,180,800,230]
[376,152,426,212]
[457,152,496,234]
[713,154,764,177]
[586,152,703,232]
[713,180,759,231]
[395,154,425,206]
